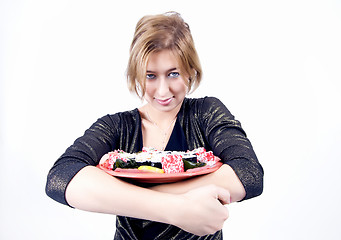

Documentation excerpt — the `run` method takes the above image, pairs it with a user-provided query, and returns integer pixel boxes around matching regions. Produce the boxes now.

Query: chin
[153,100,183,112]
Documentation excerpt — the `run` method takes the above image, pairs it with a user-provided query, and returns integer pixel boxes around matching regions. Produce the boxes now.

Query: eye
[168,72,180,78]
[146,73,156,80]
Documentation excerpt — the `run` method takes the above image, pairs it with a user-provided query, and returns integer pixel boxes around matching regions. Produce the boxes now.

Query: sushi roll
[161,154,184,173]
[135,151,163,169]
[182,153,197,163]
[98,147,219,172]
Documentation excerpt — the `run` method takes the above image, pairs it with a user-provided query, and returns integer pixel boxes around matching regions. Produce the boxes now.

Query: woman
[46,12,263,239]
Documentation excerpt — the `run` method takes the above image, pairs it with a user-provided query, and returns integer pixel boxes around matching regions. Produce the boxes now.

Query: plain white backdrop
[1,0,340,239]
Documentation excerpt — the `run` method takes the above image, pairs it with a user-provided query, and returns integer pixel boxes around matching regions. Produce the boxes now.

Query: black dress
[46,97,264,240]
[114,119,223,239]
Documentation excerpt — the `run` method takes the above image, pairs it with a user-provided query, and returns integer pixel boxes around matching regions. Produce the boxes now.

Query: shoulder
[183,96,232,117]
[184,96,225,107]
[94,108,140,128]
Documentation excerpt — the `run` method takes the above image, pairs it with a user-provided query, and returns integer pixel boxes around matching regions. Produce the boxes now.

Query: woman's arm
[46,113,230,235]
[150,164,246,202]
[200,97,263,200]
[169,97,263,201]
[65,165,231,236]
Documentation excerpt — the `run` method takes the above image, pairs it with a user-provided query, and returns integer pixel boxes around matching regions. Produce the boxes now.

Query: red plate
[97,162,223,183]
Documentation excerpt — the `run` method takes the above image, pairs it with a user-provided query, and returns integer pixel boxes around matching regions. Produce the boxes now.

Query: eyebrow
[146,68,178,73]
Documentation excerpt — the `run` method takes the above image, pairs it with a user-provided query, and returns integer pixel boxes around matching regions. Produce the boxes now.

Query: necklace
[146,111,177,151]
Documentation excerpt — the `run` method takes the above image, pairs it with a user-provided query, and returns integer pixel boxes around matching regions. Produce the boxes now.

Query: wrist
[163,194,188,228]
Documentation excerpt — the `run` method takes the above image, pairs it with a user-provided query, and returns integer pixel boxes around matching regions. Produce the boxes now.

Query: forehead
[146,50,181,72]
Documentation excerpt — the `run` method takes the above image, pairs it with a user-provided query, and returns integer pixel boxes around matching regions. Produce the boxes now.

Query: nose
[156,77,170,97]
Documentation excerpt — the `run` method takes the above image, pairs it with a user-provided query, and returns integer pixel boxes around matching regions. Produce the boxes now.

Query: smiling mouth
[155,97,173,106]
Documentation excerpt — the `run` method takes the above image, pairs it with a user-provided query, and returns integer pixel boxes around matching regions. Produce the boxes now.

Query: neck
[146,98,182,124]
[146,107,178,130]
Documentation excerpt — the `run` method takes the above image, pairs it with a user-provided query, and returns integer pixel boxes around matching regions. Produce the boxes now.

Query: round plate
[97,162,223,183]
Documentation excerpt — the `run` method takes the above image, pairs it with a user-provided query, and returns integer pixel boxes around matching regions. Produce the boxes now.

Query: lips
[155,97,173,106]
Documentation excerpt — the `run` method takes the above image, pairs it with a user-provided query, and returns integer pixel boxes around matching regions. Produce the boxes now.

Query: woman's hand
[171,184,230,236]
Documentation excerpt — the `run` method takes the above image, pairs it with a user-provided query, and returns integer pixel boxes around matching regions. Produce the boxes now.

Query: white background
[1,0,340,239]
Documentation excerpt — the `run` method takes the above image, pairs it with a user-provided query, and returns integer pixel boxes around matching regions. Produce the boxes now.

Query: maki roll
[135,151,163,169]
[182,153,197,163]
[98,147,219,173]
[161,154,184,173]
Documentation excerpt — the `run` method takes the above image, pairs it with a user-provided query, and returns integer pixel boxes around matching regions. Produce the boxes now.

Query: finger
[215,187,231,205]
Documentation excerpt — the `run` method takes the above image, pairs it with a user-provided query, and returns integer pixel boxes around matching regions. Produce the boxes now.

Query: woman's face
[144,50,188,113]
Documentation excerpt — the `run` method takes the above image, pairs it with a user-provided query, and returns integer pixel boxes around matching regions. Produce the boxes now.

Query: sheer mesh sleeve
[45,114,120,206]
[200,97,264,200]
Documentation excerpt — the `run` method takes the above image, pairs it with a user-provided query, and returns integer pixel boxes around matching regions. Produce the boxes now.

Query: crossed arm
[49,103,261,236]
[65,163,245,236]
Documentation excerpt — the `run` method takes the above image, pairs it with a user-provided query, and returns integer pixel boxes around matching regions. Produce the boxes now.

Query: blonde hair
[127,12,202,98]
